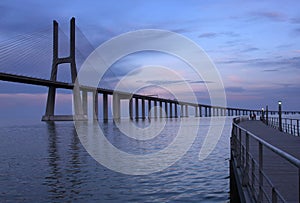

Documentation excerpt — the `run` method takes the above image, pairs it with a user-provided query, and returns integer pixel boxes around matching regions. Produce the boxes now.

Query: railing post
[266,105,269,125]
[299,167,300,203]
[238,128,242,167]
[243,131,250,186]
[278,101,282,131]
[251,158,255,197]
[290,119,293,134]
[297,120,299,136]
[272,188,277,203]
[258,142,263,202]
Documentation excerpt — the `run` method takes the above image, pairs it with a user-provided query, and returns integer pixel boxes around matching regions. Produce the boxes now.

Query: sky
[0,0,300,125]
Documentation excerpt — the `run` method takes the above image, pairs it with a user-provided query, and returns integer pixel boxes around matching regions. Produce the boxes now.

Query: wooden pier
[230,117,300,203]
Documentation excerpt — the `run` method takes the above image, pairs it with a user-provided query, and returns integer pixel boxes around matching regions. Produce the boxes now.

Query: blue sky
[0,0,300,124]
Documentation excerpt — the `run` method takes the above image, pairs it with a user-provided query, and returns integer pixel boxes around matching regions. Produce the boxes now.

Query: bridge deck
[238,120,300,203]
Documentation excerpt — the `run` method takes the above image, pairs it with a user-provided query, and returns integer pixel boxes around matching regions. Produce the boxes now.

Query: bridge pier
[82,90,88,116]
[103,94,108,121]
[185,105,189,117]
[180,104,184,117]
[199,106,202,117]
[148,99,151,118]
[159,101,163,118]
[169,102,173,118]
[113,93,120,120]
[142,99,145,119]
[93,91,98,120]
[135,98,139,119]
[129,98,133,120]
[154,100,157,118]
[165,102,168,118]
[174,103,178,118]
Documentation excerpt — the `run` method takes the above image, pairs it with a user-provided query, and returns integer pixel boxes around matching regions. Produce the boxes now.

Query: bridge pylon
[42,17,85,121]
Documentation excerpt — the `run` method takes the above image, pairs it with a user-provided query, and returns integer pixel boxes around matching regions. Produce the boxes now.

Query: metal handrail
[233,122,300,168]
[264,117,300,136]
[231,118,300,203]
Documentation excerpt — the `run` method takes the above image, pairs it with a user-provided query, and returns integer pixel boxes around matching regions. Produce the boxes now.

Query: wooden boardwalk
[231,119,300,203]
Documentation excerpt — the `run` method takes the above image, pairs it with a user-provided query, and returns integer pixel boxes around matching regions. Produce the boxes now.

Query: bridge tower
[42,17,84,121]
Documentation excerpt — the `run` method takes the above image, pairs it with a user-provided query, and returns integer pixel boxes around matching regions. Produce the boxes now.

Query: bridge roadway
[0,72,257,113]
[232,119,300,202]
[1,72,300,121]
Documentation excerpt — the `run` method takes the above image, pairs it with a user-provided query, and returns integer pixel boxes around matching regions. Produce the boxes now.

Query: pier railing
[264,117,300,136]
[231,118,300,203]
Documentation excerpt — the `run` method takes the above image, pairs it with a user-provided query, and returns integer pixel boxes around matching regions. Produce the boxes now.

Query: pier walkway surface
[231,119,300,203]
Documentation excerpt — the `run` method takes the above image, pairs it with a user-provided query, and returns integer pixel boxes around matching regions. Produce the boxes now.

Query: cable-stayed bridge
[0,18,299,121]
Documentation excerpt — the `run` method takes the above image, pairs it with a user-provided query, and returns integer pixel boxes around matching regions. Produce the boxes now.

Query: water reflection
[44,122,83,201]
[0,118,230,202]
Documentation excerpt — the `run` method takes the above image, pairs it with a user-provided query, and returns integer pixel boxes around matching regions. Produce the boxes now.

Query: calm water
[0,117,232,202]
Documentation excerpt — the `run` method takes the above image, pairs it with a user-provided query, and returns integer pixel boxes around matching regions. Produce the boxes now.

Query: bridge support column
[195,106,198,117]
[148,99,151,118]
[129,98,133,120]
[159,101,163,118]
[154,100,157,118]
[93,91,98,120]
[174,103,178,118]
[180,104,184,117]
[135,98,139,119]
[142,99,145,119]
[82,90,88,116]
[103,94,108,121]
[199,106,202,117]
[185,105,189,117]
[165,102,168,118]
[169,102,173,118]
[113,93,120,120]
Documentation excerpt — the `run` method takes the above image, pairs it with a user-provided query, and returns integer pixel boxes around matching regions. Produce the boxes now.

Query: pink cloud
[227,75,244,83]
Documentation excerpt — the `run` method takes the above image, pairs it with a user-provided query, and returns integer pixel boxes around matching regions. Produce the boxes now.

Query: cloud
[249,11,287,22]
[198,32,218,38]
[198,31,239,39]
[294,28,300,34]
[170,28,191,34]
[262,69,279,72]
[221,32,240,37]
[142,79,211,86]
[189,80,213,84]
[290,17,300,24]
[226,87,246,93]
[218,56,300,70]
[241,47,259,52]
